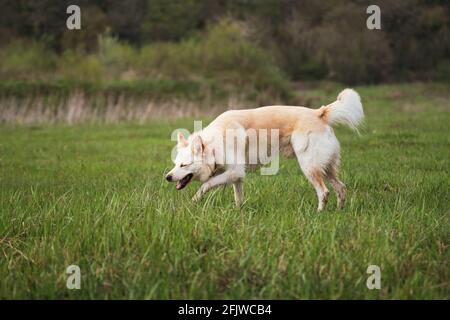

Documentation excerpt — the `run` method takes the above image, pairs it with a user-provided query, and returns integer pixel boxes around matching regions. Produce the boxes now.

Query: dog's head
[166,132,214,190]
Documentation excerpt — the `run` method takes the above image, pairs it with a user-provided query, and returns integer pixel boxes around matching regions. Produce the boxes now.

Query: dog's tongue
[176,174,191,190]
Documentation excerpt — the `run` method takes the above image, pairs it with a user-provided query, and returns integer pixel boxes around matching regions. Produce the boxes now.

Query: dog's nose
[166,175,173,182]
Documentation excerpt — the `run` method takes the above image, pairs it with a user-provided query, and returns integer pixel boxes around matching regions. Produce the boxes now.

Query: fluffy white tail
[318,88,364,131]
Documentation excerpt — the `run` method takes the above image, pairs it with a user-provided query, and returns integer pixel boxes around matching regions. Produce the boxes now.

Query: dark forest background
[0,0,449,107]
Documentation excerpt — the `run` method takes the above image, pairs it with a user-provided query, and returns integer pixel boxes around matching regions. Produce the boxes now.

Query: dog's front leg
[192,167,245,205]
[191,172,232,203]
[233,179,244,208]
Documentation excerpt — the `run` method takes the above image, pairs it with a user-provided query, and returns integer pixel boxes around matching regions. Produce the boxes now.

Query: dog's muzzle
[175,173,193,190]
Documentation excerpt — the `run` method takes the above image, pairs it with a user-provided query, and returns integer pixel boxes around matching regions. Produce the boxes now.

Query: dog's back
[206,105,327,139]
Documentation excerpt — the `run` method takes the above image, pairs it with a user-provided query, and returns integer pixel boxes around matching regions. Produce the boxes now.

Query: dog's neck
[205,147,217,178]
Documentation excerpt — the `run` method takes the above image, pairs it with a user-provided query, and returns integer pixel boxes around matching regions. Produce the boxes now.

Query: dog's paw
[192,183,210,203]
[192,192,202,203]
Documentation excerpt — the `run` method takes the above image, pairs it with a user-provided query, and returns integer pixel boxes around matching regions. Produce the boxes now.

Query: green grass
[0,83,448,299]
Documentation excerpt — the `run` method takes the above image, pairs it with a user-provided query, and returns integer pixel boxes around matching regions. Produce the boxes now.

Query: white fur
[166,89,364,211]
[324,88,364,131]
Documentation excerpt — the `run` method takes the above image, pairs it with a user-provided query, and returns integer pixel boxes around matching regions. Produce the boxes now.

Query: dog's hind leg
[233,179,244,208]
[326,163,346,209]
[306,168,329,212]
[291,130,333,212]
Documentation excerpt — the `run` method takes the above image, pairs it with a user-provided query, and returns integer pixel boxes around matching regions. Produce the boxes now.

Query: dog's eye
[180,163,188,168]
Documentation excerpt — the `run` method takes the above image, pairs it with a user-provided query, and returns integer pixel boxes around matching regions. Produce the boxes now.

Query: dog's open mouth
[176,173,193,190]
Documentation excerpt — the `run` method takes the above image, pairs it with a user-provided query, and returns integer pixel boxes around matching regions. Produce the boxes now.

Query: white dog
[166,89,364,211]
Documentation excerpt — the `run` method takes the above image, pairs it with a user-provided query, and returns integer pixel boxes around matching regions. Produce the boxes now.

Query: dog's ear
[177,132,188,148]
[192,135,203,155]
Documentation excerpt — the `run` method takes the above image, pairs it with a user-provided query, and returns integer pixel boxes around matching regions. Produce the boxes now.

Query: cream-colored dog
[166,89,364,211]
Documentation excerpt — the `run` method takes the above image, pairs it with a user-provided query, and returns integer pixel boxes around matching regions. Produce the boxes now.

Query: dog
[166,89,364,211]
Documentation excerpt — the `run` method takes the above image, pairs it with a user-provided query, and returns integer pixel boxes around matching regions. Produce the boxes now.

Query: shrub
[137,18,291,98]
[137,40,200,79]
[58,50,103,82]
[97,35,138,80]
[0,19,292,100]
[0,40,56,80]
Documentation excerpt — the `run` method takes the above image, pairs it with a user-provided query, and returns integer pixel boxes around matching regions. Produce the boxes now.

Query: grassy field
[0,83,448,299]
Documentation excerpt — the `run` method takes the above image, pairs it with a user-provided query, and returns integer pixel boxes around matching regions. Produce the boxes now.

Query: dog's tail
[316,88,364,132]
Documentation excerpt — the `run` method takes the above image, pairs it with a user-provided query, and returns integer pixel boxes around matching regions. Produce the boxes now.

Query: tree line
[1,0,449,84]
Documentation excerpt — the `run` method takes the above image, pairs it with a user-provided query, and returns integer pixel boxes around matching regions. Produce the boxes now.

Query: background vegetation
[1,0,449,89]
[1,0,448,123]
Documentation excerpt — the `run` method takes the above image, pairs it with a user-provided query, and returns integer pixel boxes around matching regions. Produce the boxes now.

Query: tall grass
[0,78,300,124]
[0,84,448,299]
[0,80,235,124]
